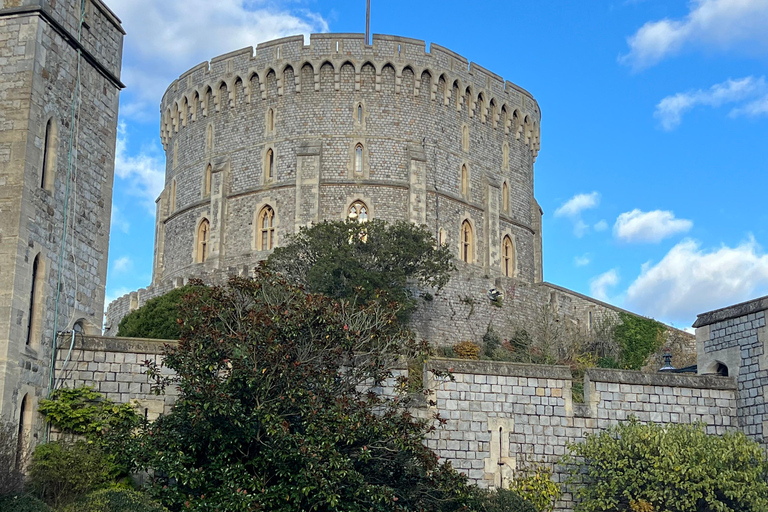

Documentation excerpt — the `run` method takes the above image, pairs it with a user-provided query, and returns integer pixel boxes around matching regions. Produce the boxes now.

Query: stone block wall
[56,339,737,511]
[695,295,768,443]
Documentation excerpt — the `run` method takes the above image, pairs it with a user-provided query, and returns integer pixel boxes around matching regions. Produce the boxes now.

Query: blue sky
[105,0,768,330]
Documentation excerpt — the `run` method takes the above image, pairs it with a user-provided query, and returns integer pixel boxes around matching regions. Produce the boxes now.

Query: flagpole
[366,0,371,45]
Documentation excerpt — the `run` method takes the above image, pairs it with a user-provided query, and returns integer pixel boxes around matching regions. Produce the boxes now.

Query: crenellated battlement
[159,33,541,156]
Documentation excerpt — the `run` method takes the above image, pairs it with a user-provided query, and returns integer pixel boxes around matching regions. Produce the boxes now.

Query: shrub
[0,495,52,512]
[565,418,768,512]
[61,488,168,512]
[117,285,201,339]
[38,387,140,440]
[510,461,561,512]
[454,340,481,359]
[0,420,25,497]
[470,488,538,512]
[29,441,115,509]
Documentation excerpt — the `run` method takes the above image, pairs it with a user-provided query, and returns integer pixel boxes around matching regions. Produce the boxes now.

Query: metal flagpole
[366,0,371,45]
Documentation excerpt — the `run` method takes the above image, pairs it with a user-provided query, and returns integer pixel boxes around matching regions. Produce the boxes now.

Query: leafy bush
[38,387,139,440]
[565,418,768,512]
[61,488,168,512]
[454,340,481,359]
[268,219,455,321]
[133,270,477,511]
[0,495,52,512]
[469,488,538,512]
[29,441,115,509]
[117,285,201,339]
[0,420,25,497]
[613,313,665,370]
[510,461,561,512]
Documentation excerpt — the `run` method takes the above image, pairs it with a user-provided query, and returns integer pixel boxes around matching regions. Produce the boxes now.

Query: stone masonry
[55,335,737,511]
[0,0,123,449]
[694,295,768,443]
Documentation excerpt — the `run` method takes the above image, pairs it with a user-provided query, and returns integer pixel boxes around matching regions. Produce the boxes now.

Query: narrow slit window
[461,220,473,263]
[197,219,210,263]
[267,109,275,133]
[461,165,469,197]
[357,104,363,123]
[204,165,212,197]
[354,144,363,174]
[26,255,40,346]
[266,149,274,180]
[502,182,509,213]
[503,236,515,277]
[41,118,57,190]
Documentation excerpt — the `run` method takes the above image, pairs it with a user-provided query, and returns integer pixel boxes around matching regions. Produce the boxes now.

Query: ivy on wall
[610,313,665,370]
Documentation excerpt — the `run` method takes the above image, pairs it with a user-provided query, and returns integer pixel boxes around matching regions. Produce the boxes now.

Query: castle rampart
[55,336,738,511]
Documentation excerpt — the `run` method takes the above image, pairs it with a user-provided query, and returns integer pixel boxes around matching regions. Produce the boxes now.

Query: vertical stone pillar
[208,157,229,265]
[294,140,322,231]
[407,143,427,226]
[151,192,167,284]
[532,198,543,283]
[484,177,500,272]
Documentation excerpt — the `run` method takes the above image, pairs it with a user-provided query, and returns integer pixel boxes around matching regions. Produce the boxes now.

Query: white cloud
[594,220,609,232]
[654,76,767,130]
[115,122,165,214]
[591,269,620,302]
[730,92,768,117]
[555,192,600,218]
[621,0,768,70]
[113,256,134,274]
[626,237,768,323]
[614,209,693,243]
[575,254,591,267]
[109,0,329,118]
[554,192,600,237]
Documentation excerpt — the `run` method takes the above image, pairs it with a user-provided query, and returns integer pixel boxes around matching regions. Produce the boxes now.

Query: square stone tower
[0,0,123,449]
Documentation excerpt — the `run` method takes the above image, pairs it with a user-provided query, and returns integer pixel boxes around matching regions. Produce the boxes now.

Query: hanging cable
[46,0,86,443]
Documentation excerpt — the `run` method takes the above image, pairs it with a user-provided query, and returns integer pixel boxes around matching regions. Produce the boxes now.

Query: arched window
[203,165,212,197]
[26,255,41,347]
[267,108,275,133]
[461,165,469,197]
[266,148,274,180]
[16,394,30,469]
[41,117,57,191]
[73,319,85,334]
[502,182,509,213]
[196,219,210,263]
[348,200,369,222]
[502,236,515,277]
[354,143,363,175]
[461,220,473,263]
[461,125,469,152]
[357,103,363,123]
[258,206,275,251]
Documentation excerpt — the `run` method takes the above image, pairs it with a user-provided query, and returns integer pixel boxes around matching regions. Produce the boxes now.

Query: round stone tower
[107,33,544,343]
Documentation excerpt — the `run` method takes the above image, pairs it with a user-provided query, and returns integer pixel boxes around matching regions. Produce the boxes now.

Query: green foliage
[117,285,201,339]
[132,270,478,512]
[38,387,140,441]
[267,219,455,321]
[469,488,539,512]
[0,420,25,497]
[565,418,768,512]
[510,462,562,512]
[29,441,115,509]
[613,313,665,370]
[60,488,169,512]
[0,495,52,512]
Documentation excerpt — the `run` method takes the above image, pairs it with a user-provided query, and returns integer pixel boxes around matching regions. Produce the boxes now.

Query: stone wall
[107,32,546,342]
[56,337,736,511]
[695,295,768,443]
[0,0,122,449]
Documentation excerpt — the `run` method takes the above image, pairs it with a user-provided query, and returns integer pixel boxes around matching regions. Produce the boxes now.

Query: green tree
[132,270,487,512]
[117,285,202,339]
[611,313,665,370]
[267,219,455,321]
[564,418,768,512]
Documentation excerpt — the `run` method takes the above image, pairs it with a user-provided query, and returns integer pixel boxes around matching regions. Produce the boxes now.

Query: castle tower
[0,0,123,449]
